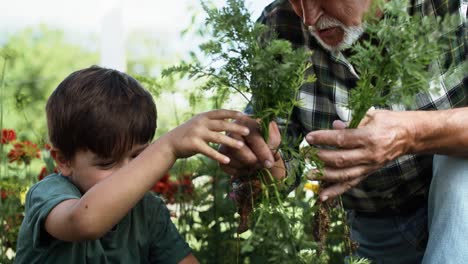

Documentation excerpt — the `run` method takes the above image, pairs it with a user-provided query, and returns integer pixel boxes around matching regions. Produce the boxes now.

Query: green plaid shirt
[258,0,467,212]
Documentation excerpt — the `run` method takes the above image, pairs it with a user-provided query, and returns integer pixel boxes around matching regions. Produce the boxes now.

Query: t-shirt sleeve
[24,174,81,249]
[148,195,192,264]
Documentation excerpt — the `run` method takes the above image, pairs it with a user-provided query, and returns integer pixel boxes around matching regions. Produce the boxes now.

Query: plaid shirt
[258,0,467,213]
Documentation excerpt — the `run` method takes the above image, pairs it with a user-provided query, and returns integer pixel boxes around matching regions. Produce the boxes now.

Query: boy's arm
[45,110,249,241]
[44,138,180,241]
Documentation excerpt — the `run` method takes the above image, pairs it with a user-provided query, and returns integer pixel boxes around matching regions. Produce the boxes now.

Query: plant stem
[172,92,180,126]
[0,57,9,236]
[339,197,354,255]
[0,57,8,181]
[197,69,251,103]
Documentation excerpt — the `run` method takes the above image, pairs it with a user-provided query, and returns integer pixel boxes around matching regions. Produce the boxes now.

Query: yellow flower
[304,181,320,194]
[20,187,29,205]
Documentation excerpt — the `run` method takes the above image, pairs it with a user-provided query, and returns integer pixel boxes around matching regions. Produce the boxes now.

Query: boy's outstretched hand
[165,110,250,164]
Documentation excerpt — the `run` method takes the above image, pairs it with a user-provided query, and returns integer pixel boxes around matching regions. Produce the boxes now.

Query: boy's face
[58,144,148,193]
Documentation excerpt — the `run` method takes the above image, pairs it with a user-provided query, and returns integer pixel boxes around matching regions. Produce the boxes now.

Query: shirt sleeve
[24,174,81,249]
[148,195,192,264]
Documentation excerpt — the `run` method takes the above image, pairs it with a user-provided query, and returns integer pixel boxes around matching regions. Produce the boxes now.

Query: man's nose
[300,0,323,26]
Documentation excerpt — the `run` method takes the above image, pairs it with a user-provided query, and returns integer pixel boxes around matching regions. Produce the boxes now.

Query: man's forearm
[409,107,468,157]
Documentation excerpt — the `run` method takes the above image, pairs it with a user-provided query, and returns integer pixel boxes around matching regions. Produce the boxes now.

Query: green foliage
[172,155,355,264]
[162,0,360,262]
[348,0,452,128]
[347,256,373,264]
[134,74,163,97]
[165,0,456,262]
[0,177,27,262]
[163,0,312,136]
[1,26,98,141]
[0,26,139,262]
[162,0,314,211]
[173,157,240,264]
[0,47,17,61]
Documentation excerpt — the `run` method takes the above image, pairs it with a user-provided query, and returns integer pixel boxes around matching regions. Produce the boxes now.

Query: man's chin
[310,27,364,53]
[310,32,344,52]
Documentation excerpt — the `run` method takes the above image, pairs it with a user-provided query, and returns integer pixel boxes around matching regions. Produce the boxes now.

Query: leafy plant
[163,0,312,138]
[155,0,452,262]
[0,176,27,260]
[1,27,98,140]
[162,0,359,263]
[347,0,453,128]
[1,48,58,261]
[0,127,54,263]
[309,0,455,261]
[172,157,240,264]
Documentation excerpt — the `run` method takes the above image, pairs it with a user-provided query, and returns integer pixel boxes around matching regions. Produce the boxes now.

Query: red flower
[44,143,52,151]
[160,173,170,183]
[1,129,16,144]
[38,166,58,181]
[152,173,194,204]
[1,190,8,200]
[0,189,15,201]
[7,140,41,165]
[38,167,47,181]
[166,182,179,203]
[152,173,171,193]
[176,175,194,195]
[153,181,168,193]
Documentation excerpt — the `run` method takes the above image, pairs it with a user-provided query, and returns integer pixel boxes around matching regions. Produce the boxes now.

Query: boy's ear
[50,148,72,176]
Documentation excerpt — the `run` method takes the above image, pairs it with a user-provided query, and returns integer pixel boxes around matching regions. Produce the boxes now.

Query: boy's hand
[166,110,250,164]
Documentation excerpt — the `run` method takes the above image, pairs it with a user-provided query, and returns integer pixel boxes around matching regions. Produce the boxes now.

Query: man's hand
[307,110,415,201]
[219,115,284,179]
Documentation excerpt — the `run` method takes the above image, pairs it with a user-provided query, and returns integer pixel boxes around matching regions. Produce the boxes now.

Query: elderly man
[219,0,467,263]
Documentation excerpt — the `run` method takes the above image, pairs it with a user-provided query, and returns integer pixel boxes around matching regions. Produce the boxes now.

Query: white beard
[308,15,365,52]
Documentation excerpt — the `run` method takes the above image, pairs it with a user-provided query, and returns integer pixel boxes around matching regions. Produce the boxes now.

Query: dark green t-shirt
[15,174,191,264]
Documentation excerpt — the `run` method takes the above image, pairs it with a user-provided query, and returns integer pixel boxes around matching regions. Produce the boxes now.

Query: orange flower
[1,129,16,144]
[7,145,24,163]
[7,140,41,165]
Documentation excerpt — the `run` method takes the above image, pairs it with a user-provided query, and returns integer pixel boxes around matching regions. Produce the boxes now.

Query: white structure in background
[100,0,126,72]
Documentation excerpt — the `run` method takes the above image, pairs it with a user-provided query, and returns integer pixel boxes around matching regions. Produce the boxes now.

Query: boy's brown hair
[46,65,157,161]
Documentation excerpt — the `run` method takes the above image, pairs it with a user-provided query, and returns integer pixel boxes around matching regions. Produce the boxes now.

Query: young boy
[14,66,250,263]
